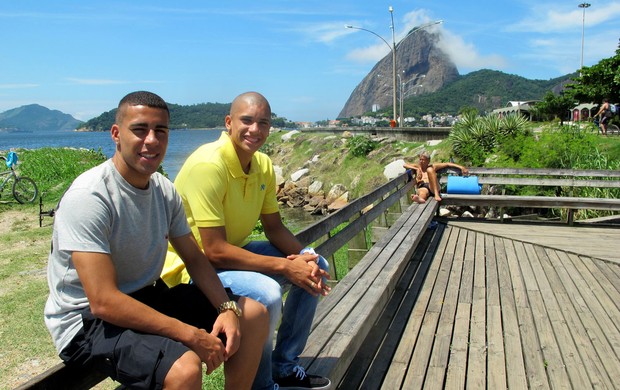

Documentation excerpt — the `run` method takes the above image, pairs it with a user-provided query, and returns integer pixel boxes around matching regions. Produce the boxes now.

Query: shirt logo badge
[260,184,266,191]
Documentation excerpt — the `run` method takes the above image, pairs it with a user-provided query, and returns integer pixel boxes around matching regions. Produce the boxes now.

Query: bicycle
[593,116,620,135]
[0,152,39,203]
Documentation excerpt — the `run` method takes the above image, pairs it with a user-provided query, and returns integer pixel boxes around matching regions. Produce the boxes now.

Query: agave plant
[500,113,529,138]
[448,126,475,157]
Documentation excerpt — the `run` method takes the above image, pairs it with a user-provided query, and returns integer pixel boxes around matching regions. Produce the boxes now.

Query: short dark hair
[116,91,169,123]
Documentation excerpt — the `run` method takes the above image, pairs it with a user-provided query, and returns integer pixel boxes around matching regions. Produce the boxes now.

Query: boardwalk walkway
[341,219,620,389]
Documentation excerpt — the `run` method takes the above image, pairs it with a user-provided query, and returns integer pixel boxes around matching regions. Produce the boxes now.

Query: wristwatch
[217,301,242,317]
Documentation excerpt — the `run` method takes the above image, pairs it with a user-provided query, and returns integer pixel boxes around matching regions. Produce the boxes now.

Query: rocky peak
[338,30,459,118]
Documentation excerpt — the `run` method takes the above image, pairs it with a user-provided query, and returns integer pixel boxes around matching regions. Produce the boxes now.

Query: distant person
[403,151,468,203]
[162,91,332,390]
[595,98,612,135]
[44,91,268,390]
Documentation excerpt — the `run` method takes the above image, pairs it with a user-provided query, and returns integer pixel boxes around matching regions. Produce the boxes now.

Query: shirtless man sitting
[403,152,468,203]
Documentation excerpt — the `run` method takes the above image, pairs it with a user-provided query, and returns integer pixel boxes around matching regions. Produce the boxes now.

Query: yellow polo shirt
[162,131,279,286]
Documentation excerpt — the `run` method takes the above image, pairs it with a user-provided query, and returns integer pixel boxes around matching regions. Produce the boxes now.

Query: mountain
[402,69,576,116]
[338,29,577,118]
[0,104,82,132]
[339,29,459,118]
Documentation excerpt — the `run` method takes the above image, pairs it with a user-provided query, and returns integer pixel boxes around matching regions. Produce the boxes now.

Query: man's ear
[111,124,120,145]
[225,115,232,132]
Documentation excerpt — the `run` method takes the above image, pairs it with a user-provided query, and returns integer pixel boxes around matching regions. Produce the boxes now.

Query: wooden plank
[381,225,455,389]
[443,304,470,390]
[507,240,549,389]
[495,237,528,389]
[485,234,507,390]
[543,248,615,388]
[448,221,620,264]
[296,171,413,246]
[531,245,594,389]
[441,194,620,211]
[399,227,461,389]
[520,243,571,389]
[444,229,474,390]
[457,230,474,305]
[595,260,620,291]
[424,228,466,388]
[464,167,620,178]
[561,252,620,383]
[14,361,108,390]
[577,255,620,327]
[314,180,413,258]
[440,176,620,188]
[466,232,486,390]
[345,225,444,389]
[308,202,421,329]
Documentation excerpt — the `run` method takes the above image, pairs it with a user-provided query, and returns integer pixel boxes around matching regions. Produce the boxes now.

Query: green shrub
[10,148,107,203]
[346,135,379,158]
[516,124,598,169]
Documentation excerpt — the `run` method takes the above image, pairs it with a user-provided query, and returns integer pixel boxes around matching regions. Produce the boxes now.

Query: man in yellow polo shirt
[163,92,331,390]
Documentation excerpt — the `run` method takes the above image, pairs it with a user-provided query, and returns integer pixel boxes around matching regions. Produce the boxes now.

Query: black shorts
[417,182,435,197]
[60,280,237,390]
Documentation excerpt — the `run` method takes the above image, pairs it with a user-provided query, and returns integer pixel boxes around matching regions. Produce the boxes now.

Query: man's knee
[240,297,270,339]
[164,351,202,389]
[317,255,329,272]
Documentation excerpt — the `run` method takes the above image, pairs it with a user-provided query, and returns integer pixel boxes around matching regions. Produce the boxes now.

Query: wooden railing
[438,167,620,224]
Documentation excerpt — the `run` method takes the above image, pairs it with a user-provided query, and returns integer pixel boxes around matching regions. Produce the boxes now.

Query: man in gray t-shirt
[43,91,268,390]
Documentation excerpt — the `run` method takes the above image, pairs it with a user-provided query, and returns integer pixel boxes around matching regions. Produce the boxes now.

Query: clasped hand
[285,253,331,296]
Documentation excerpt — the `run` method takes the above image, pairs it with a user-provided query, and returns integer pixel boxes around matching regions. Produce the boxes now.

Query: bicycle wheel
[608,124,620,135]
[12,176,38,203]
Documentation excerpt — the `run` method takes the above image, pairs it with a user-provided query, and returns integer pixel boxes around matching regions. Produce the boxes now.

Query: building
[491,101,539,119]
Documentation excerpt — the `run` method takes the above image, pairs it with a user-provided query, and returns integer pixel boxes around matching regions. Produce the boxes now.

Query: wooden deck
[340,218,620,389]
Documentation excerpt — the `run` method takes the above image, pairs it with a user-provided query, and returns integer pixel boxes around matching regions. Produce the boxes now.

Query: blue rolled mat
[446,176,481,194]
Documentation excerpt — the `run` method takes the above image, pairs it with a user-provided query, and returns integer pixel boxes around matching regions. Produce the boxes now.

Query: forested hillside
[78,102,231,131]
[400,69,577,117]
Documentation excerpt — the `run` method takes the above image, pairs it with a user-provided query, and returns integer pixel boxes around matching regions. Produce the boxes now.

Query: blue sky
[1,1,619,123]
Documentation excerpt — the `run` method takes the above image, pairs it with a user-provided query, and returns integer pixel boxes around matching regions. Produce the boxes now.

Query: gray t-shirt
[44,159,191,353]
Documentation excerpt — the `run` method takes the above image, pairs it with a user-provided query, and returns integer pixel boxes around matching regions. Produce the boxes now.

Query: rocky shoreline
[271,130,496,219]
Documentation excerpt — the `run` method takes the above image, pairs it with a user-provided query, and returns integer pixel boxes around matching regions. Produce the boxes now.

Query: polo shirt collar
[219,131,258,178]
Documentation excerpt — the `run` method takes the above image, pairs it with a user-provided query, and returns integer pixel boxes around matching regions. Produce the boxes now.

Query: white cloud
[302,22,353,44]
[437,30,508,72]
[65,78,126,85]
[0,83,39,89]
[508,2,620,33]
[345,41,391,63]
[343,9,439,63]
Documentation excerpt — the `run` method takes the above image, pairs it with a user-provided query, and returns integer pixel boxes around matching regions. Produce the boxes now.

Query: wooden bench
[437,168,620,224]
[17,172,421,389]
[298,200,438,387]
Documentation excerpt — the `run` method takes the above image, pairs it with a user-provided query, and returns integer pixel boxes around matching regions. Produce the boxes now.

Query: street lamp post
[346,7,398,125]
[389,6,397,126]
[346,16,442,127]
[579,3,591,76]
[399,74,425,125]
[398,74,403,127]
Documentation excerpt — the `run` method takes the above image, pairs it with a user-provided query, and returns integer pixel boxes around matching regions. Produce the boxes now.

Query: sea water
[0,128,321,227]
[0,129,223,181]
